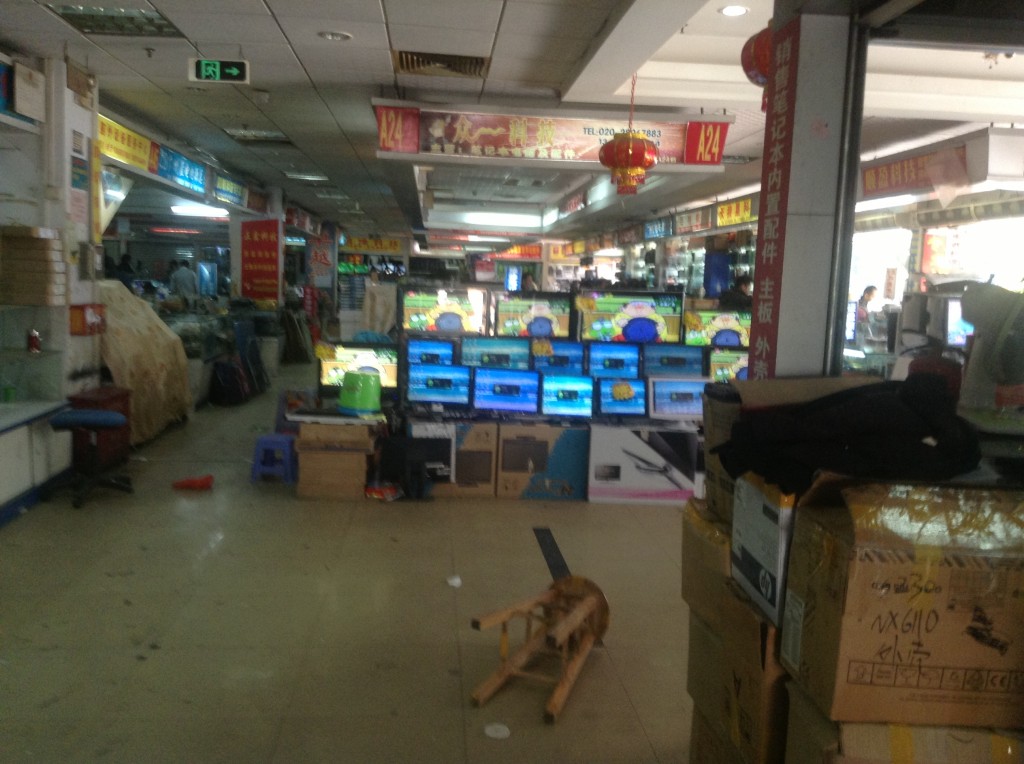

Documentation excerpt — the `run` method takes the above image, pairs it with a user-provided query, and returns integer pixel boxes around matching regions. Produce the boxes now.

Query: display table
[0,400,72,524]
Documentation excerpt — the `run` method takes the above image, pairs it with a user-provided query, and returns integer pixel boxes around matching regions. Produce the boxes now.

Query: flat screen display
[596,378,647,417]
[531,339,585,376]
[406,337,456,366]
[494,292,572,338]
[406,363,471,407]
[401,288,487,334]
[650,378,708,418]
[577,291,683,343]
[587,342,641,379]
[946,298,974,348]
[472,368,540,415]
[683,310,752,347]
[459,337,531,369]
[541,375,594,418]
[708,349,749,383]
[643,344,704,377]
[319,344,399,391]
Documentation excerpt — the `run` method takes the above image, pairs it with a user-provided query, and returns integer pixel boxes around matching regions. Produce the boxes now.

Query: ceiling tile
[383,0,502,31]
[275,18,390,49]
[160,12,286,44]
[500,2,607,39]
[153,0,268,13]
[388,25,494,57]
[492,32,587,62]
[265,0,384,22]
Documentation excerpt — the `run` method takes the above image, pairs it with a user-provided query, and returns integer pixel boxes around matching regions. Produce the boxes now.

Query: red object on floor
[172,474,214,490]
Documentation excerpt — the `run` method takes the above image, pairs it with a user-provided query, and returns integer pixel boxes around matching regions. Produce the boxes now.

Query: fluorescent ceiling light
[854,194,917,213]
[104,189,126,201]
[462,211,541,228]
[284,171,329,182]
[719,5,749,17]
[171,203,229,217]
[466,235,510,242]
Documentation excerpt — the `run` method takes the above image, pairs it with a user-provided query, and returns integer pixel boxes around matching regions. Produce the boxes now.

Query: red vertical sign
[749,18,801,380]
[240,219,281,302]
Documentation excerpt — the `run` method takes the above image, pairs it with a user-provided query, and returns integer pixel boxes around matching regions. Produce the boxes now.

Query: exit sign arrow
[188,58,250,84]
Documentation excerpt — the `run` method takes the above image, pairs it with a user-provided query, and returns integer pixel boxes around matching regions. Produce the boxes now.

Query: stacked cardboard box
[413,422,498,499]
[588,423,698,505]
[0,227,66,306]
[295,421,376,500]
[500,423,589,500]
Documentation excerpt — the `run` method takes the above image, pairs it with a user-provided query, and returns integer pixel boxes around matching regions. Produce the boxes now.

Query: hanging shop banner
[214,174,246,207]
[374,104,729,166]
[716,196,756,227]
[861,145,967,199]
[674,206,713,234]
[306,223,337,289]
[156,146,207,195]
[285,207,319,235]
[644,216,673,240]
[240,219,282,302]
[749,16,801,380]
[617,225,644,246]
[97,115,157,172]
[491,243,542,260]
[246,188,269,214]
[341,237,404,254]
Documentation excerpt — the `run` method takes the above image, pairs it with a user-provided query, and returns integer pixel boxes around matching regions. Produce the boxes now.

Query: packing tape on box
[993,735,1020,764]
[888,725,915,764]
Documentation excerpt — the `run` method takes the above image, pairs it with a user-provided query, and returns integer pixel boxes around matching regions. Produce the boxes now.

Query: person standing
[856,285,877,322]
[171,259,199,306]
[718,274,753,309]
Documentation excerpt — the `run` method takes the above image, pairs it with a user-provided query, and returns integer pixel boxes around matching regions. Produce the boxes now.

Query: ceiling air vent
[393,50,490,78]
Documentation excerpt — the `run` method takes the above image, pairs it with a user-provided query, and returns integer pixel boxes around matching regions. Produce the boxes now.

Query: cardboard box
[1,256,66,272]
[681,499,732,632]
[781,478,1024,727]
[1,225,60,240]
[0,291,64,306]
[731,473,797,626]
[687,580,789,764]
[497,423,588,500]
[1,247,65,262]
[704,451,736,524]
[298,421,377,453]
[588,424,699,505]
[784,680,1024,764]
[296,447,368,500]
[689,706,744,764]
[427,422,498,498]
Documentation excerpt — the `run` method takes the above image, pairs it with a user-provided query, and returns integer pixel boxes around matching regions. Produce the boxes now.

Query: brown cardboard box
[498,423,588,500]
[1,225,60,240]
[3,271,67,288]
[1,247,65,262]
[687,580,789,764]
[298,421,377,453]
[296,447,368,500]
[1,255,67,271]
[690,706,744,764]
[781,479,1024,728]
[681,499,732,632]
[428,422,497,498]
[784,680,1024,764]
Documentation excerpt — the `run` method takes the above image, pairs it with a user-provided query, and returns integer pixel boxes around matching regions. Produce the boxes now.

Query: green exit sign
[188,58,249,84]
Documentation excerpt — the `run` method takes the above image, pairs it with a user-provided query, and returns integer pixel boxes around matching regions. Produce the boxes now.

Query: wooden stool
[251,433,297,484]
[470,575,609,723]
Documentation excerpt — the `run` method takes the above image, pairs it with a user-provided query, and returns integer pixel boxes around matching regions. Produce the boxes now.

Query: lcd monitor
[406,363,472,408]
[493,292,572,338]
[577,291,683,343]
[643,344,705,377]
[459,337,531,369]
[540,375,594,419]
[587,342,641,379]
[945,297,974,348]
[318,343,399,396]
[472,368,540,415]
[530,339,585,376]
[708,349,749,383]
[401,288,487,334]
[405,337,456,366]
[683,309,752,347]
[595,378,648,418]
[649,378,709,420]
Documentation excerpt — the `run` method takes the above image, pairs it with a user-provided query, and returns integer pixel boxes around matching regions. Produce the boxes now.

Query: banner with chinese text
[241,219,281,302]
[306,223,337,289]
[97,115,158,172]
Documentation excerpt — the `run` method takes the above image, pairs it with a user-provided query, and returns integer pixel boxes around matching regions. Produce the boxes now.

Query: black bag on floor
[209,357,252,406]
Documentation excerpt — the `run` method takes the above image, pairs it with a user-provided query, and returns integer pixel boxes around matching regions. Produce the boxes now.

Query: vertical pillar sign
[240,219,282,302]
[748,18,801,380]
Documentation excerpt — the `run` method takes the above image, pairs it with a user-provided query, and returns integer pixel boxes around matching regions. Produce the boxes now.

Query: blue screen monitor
[406,337,456,366]
[460,337,531,370]
[649,378,708,419]
[946,298,974,348]
[595,378,648,417]
[472,368,540,415]
[531,339,585,376]
[643,344,704,377]
[541,375,594,419]
[406,364,471,407]
[708,349,749,383]
[587,342,641,379]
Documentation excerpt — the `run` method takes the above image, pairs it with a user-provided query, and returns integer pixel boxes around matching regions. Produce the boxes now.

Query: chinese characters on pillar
[240,219,282,302]
[750,18,801,380]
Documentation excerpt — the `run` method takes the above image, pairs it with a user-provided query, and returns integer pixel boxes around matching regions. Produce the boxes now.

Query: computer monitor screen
[587,342,641,379]
[683,310,752,347]
[406,337,456,366]
[472,368,540,415]
[946,298,974,348]
[459,337,531,369]
[643,344,705,377]
[577,291,683,343]
[401,288,487,334]
[650,378,708,419]
[541,375,594,418]
[845,300,858,343]
[530,339,585,376]
[319,344,399,394]
[708,349,749,383]
[406,364,471,407]
[493,292,572,338]
[596,378,648,417]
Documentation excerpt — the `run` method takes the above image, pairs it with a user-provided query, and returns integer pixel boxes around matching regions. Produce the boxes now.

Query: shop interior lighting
[466,235,511,242]
[462,211,542,228]
[854,194,917,213]
[719,5,749,17]
[150,227,200,235]
[283,171,330,182]
[171,203,229,217]
[47,5,185,37]
[318,31,353,42]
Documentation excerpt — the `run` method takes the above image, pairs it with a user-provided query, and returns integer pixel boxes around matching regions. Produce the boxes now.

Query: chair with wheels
[49,409,133,508]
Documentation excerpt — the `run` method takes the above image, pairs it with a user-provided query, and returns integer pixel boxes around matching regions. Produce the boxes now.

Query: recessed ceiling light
[171,203,229,217]
[719,5,749,17]
[318,30,352,42]
[283,171,329,182]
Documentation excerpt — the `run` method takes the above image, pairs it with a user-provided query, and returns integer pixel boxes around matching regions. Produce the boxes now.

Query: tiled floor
[0,362,692,763]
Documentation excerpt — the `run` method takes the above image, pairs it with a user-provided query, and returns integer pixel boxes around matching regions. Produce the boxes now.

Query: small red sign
[683,122,730,164]
[240,219,281,302]
[375,105,421,154]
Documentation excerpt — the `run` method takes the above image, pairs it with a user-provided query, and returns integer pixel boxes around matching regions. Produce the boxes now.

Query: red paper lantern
[741,26,773,87]
[598,131,659,195]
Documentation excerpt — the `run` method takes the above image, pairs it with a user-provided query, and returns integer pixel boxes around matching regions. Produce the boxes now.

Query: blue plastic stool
[49,408,133,508]
[251,433,297,484]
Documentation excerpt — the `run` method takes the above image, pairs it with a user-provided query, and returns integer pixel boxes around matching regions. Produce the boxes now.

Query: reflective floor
[0,362,692,763]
